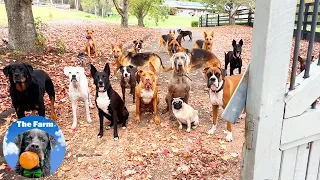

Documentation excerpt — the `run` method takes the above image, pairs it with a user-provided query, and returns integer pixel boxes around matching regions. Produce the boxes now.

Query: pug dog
[172,97,199,132]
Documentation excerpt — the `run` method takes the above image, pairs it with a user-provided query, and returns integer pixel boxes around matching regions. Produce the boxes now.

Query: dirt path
[40,28,245,180]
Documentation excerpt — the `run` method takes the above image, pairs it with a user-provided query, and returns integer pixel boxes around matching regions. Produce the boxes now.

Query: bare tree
[112,0,129,28]
[4,0,37,52]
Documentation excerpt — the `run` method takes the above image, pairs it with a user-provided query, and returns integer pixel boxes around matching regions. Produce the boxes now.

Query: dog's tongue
[99,87,104,91]
[236,52,240,57]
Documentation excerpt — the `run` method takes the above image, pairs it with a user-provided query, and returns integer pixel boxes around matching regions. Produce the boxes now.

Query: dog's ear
[119,65,123,70]
[140,40,143,43]
[14,132,24,150]
[86,30,89,33]
[169,30,172,34]
[210,31,214,38]
[232,40,236,47]
[3,64,11,77]
[239,39,243,46]
[90,64,97,77]
[103,63,111,76]
[298,56,303,63]
[148,62,157,74]
[220,68,227,79]
[111,44,114,49]
[136,69,143,83]
[133,40,137,44]
[179,97,185,102]
[202,66,210,75]
[203,32,207,38]
[173,30,175,34]
[63,67,70,77]
[170,54,176,69]
[46,132,56,150]
[23,63,33,76]
[119,44,123,50]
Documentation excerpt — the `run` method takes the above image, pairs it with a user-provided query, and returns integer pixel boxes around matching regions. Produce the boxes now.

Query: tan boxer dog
[135,62,160,125]
[203,66,244,142]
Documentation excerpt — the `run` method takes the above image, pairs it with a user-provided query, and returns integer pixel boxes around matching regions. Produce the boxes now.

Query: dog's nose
[98,81,103,85]
[72,75,76,78]
[124,74,128,77]
[14,73,19,77]
[31,144,39,149]
[146,77,151,82]
[178,64,183,68]
[210,77,216,82]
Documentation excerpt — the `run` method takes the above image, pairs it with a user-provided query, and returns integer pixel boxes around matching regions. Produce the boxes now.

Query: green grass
[104,15,198,28]
[0,4,107,26]
[0,4,198,28]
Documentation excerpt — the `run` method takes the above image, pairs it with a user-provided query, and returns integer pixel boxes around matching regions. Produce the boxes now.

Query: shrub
[34,17,47,52]
[191,21,199,27]
[55,38,67,53]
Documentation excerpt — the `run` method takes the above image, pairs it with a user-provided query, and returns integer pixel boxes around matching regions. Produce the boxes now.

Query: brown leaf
[61,165,73,171]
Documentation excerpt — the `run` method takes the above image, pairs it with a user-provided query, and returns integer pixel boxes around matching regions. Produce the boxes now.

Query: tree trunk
[50,0,53,4]
[74,0,79,10]
[61,0,63,4]
[121,0,128,28]
[138,12,144,27]
[102,7,104,17]
[4,0,37,52]
[229,13,236,25]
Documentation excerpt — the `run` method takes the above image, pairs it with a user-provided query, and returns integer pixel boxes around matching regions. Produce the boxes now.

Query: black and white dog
[90,63,129,140]
[224,39,243,76]
[177,29,193,41]
[119,65,137,104]
[14,129,56,177]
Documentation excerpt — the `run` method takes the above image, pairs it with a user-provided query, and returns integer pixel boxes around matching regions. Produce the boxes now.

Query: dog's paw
[223,130,233,142]
[192,125,198,129]
[239,112,246,119]
[207,128,216,135]
[106,126,111,130]
[97,133,103,138]
[122,126,126,130]
[154,117,161,125]
[87,117,92,123]
[135,117,141,124]
[71,123,77,129]
[186,129,191,133]
[178,125,183,130]
[114,137,119,141]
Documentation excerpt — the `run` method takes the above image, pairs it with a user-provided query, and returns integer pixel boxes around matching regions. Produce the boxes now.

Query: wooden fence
[198,9,254,27]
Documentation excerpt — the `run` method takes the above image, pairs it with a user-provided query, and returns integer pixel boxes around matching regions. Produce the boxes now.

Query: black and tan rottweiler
[3,63,56,120]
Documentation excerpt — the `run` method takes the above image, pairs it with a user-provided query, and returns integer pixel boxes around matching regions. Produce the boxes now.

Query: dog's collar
[23,168,42,178]
[85,36,92,39]
[211,80,224,93]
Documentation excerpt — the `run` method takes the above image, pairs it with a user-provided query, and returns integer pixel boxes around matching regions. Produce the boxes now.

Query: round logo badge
[2,116,66,178]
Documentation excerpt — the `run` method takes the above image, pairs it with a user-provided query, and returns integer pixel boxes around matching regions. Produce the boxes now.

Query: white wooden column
[240,0,297,179]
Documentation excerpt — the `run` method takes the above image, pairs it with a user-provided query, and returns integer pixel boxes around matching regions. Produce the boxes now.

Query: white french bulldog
[172,97,199,133]
[64,66,93,129]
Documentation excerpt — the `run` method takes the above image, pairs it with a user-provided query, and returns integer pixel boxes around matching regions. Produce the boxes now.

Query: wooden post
[199,16,202,27]
[217,14,220,26]
[302,4,310,40]
[206,13,208,27]
[240,0,297,179]
[248,10,252,26]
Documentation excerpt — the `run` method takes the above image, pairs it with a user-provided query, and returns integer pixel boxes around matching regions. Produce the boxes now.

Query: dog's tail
[155,53,172,72]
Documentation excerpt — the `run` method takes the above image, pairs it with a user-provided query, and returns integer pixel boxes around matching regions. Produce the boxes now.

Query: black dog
[119,65,137,104]
[225,39,244,76]
[177,29,192,41]
[3,63,56,120]
[90,63,129,140]
[14,129,56,178]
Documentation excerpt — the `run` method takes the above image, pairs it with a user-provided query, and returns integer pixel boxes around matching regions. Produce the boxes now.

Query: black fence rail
[290,0,320,109]
[199,9,254,27]
[293,2,320,41]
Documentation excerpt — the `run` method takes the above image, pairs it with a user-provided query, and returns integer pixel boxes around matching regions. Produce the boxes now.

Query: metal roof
[164,0,214,10]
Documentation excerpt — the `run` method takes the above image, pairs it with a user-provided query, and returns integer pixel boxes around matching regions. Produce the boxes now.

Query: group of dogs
[1,27,316,178]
